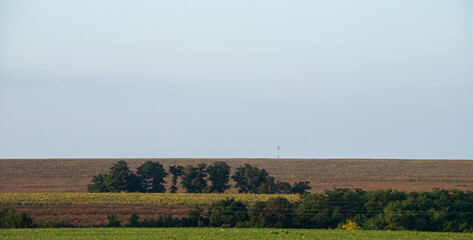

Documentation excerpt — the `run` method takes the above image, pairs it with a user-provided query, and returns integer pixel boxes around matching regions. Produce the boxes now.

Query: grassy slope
[1,228,472,240]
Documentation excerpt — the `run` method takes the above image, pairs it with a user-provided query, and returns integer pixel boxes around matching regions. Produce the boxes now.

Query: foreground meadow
[1,228,472,240]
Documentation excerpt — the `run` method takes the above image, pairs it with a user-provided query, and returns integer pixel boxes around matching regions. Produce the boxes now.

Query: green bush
[0,208,33,228]
[209,198,249,227]
[106,213,121,227]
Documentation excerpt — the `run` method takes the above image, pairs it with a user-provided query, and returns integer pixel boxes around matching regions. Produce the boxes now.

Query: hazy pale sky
[1,0,472,159]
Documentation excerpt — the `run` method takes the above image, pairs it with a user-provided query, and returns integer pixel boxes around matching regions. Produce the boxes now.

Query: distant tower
[277,145,280,159]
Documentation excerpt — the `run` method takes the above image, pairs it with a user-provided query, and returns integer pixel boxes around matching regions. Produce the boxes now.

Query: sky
[0,0,472,159]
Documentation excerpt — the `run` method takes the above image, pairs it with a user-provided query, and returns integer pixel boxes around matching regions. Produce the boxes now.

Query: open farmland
[0,193,298,226]
[1,228,473,240]
[0,193,298,206]
[1,158,472,193]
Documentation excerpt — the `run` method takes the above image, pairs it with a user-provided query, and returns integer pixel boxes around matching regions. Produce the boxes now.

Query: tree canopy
[206,161,231,193]
[87,160,167,193]
[136,161,168,193]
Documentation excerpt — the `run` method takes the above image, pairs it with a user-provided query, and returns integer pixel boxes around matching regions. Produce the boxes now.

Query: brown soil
[2,158,473,182]
[0,178,90,193]
[13,204,205,227]
[1,158,472,194]
[1,177,472,194]
[298,180,473,193]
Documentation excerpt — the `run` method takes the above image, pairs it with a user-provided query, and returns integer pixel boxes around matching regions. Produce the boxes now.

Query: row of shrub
[100,188,473,232]
[88,161,311,194]
[0,208,73,229]
[3,188,472,232]
[93,188,473,232]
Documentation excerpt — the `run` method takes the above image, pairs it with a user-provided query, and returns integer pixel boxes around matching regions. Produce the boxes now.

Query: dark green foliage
[136,161,168,193]
[119,208,208,228]
[107,161,140,192]
[181,163,208,193]
[87,174,109,193]
[127,212,140,227]
[33,219,74,228]
[249,197,294,228]
[275,181,293,194]
[169,165,183,193]
[142,215,177,228]
[183,206,208,227]
[126,173,145,192]
[2,188,472,231]
[106,213,121,227]
[232,164,274,194]
[371,189,473,232]
[0,208,33,228]
[87,161,144,193]
[88,161,309,194]
[364,189,407,213]
[209,198,249,227]
[256,176,278,194]
[294,188,473,232]
[291,181,312,194]
[88,160,169,193]
[1,207,73,229]
[295,193,332,228]
[295,188,367,229]
[207,162,231,193]
[231,164,302,194]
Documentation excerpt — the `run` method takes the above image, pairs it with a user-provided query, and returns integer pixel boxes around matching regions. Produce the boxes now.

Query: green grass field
[1,228,472,240]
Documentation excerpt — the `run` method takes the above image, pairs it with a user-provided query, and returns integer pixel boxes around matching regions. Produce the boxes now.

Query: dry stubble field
[1,158,473,193]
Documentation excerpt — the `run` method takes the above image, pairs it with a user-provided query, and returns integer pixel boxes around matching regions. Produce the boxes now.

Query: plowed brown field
[13,204,201,227]
[1,158,472,193]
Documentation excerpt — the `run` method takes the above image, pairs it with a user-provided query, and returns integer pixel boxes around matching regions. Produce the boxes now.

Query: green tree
[209,198,249,227]
[127,212,140,227]
[126,173,145,192]
[86,174,109,193]
[106,161,134,192]
[232,164,275,194]
[275,181,292,194]
[0,208,34,228]
[136,161,168,193]
[291,181,312,194]
[181,163,207,193]
[169,165,183,193]
[249,197,294,228]
[106,213,121,227]
[183,206,207,227]
[206,161,231,193]
[256,176,278,194]
[87,161,143,193]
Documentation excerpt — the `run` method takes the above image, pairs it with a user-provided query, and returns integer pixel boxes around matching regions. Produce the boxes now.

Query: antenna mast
[277,145,280,159]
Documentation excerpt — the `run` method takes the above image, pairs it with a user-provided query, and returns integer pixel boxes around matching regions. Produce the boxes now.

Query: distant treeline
[87,160,311,194]
[3,188,472,232]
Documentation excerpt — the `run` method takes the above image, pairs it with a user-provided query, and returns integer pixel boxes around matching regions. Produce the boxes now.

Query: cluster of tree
[4,188,473,232]
[87,161,168,193]
[207,188,473,232]
[88,161,311,194]
[0,208,33,228]
[231,164,311,194]
[0,207,73,229]
[93,188,473,232]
